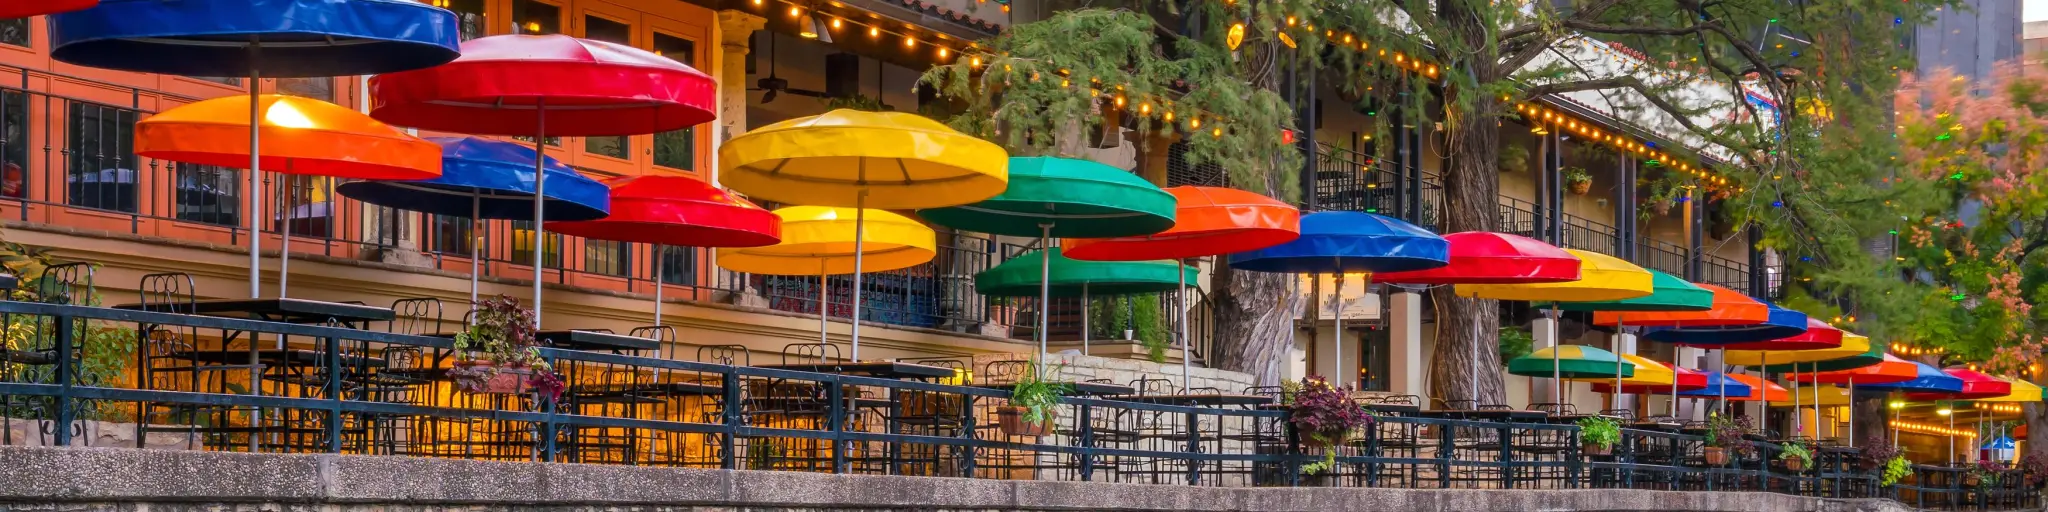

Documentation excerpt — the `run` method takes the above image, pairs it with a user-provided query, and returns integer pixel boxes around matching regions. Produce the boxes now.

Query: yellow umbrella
[720,110,1005,359]
[1568,354,1675,387]
[1978,377,2045,403]
[1778,383,1853,407]
[717,206,935,347]
[1454,249,1654,404]
[1725,332,1871,366]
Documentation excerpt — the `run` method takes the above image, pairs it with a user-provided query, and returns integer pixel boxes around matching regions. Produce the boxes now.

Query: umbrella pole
[1179,260,1190,386]
[850,193,869,360]
[819,261,829,344]
[1760,352,1769,429]
[1615,318,1625,414]
[652,244,664,327]
[1847,377,1856,448]
[246,61,263,299]
[1333,272,1344,389]
[1081,281,1089,356]
[279,174,293,298]
[1549,305,1560,407]
[470,196,480,309]
[1036,223,1051,368]
[1468,312,1479,408]
[530,101,547,329]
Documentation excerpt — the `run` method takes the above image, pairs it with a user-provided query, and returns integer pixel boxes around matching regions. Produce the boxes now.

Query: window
[509,220,562,268]
[66,101,139,213]
[274,176,332,237]
[511,0,560,35]
[584,239,629,276]
[659,245,696,285]
[651,33,696,170]
[431,214,472,255]
[582,15,632,160]
[441,0,488,41]
[276,77,333,102]
[0,18,27,48]
[174,163,239,226]
[0,90,26,199]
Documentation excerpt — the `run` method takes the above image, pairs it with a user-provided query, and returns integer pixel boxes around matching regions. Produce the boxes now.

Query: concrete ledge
[0,446,1912,511]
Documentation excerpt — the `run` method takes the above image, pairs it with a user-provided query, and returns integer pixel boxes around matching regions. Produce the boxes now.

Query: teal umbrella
[922,157,1175,362]
[1550,270,1713,415]
[977,248,1196,354]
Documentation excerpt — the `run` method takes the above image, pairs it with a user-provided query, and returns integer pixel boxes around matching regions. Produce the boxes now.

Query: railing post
[1185,410,1201,485]
[1437,421,1452,489]
[52,314,74,447]
[827,381,846,473]
[323,335,341,453]
[721,370,740,470]
[1498,424,1513,488]
[1567,426,1581,489]
[1074,401,1091,481]
[540,352,558,462]
[961,395,978,478]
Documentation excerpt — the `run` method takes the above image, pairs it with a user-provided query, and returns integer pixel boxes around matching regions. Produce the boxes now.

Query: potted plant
[1702,415,1754,466]
[994,361,1070,437]
[447,295,564,400]
[1290,375,1374,474]
[2021,453,2048,489]
[1882,454,1913,488]
[1577,416,1621,456]
[1967,459,2007,489]
[1778,441,1814,473]
[1861,439,1911,487]
[1562,167,1593,195]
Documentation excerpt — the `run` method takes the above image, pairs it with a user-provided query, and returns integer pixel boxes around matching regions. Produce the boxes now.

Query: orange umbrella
[1062,186,1300,261]
[1722,373,1790,402]
[139,94,440,297]
[1788,353,1920,385]
[1592,283,1767,327]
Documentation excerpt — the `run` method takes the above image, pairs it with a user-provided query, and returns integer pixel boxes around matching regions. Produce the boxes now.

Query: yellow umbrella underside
[1978,377,2044,403]
[718,109,1010,210]
[715,206,936,275]
[1567,353,1674,387]
[1777,383,1853,407]
[1455,249,1653,302]
[1725,332,1872,366]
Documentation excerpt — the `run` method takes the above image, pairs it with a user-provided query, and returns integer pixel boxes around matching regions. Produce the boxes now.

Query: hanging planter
[1563,167,1593,195]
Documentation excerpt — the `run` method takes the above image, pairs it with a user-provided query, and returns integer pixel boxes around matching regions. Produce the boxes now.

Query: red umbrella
[547,176,781,327]
[1592,283,1766,328]
[1709,318,1842,351]
[1905,367,2013,401]
[1592,365,1709,394]
[371,34,718,327]
[1,0,95,18]
[1372,231,1580,285]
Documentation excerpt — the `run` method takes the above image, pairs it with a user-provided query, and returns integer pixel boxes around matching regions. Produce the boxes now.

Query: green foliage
[1561,167,1592,185]
[1009,360,1072,425]
[1705,414,1756,459]
[1498,326,1533,361]
[1882,456,1912,487]
[1576,416,1621,449]
[1497,143,1530,174]
[1778,442,1814,474]
[1089,294,1169,363]
[822,94,888,112]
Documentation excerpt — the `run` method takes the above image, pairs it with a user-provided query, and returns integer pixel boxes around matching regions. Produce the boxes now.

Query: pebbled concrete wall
[0,446,1910,512]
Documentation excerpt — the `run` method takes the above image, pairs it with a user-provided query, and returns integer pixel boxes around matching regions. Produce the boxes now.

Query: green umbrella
[922,157,1176,362]
[978,248,1197,354]
[1509,345,1638,379]
[1548,270,1712,415]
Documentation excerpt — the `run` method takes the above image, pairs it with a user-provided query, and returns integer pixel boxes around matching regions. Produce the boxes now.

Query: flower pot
[1584,444,1612,456]
[1651,200,1672,216]
[1568,180,1592,195]
[455,362,533,395]
[995,406,1056,437]
[1784,457,1806,472]
[1964,474,1981,488]
[1704,446,1728,466]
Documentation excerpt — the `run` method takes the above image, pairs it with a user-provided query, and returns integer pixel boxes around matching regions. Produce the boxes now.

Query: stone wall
[0,446,1913,512]
[969,352,1256,393]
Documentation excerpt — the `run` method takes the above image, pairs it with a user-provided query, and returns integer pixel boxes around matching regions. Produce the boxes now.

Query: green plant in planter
[1291,375,1373,474]
[1882,455,1912,487]
[1576,416,1621,454]
[1970,459,2008,488]
[449,295,563,400]
[1703,415,1756,464]
[994,360,1071,437]
[1561,167,1593,195]
[1778,442,1814,473]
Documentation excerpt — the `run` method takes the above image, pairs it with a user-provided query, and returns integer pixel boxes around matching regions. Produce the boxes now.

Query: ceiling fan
[749,34,826,104]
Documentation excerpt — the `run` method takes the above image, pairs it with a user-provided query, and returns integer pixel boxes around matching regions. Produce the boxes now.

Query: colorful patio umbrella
[1640,300,1809,345]
[1372,231,1579,401]
[372,33,718,328]
[1569,353,1677,387]
[1508,345,1635,379]
[1589,283,1766,328]
[920,156,1173,364]
[338,136,609,306]
[1592,363,1709,394]
[137,95,441,298]
[1717,373,1789,402]
[1737,329,1875,443]
[1062,185,1299,372]
[1979,377,2045,403]
[716,206,934,347]
[976,248,1196,356]
[1790,353,1920,386]
[549,176,783,327]
[1777,383,1853,407]
[1861,360,1966,394]
[1905,368,2012,401]
[1552,270,1713,415]
[1229,211,1449,388]
[721,110,1006,359]
[1455,250,1653,403]
[2,0,95,18]
[1675,372,1755,399]
[54,0,460,299]
[1722,318,1842,436]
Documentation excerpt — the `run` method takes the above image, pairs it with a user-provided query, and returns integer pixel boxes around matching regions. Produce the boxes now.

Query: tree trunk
[2029,375,2048,461]
[1204,39,1297,387]
[1853,394,1889,448]
[1425,0,1505,407]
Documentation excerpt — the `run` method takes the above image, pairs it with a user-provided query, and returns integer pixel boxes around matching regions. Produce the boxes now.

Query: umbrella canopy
[1715,318,1844,352]
[920,156,1175,238]
[546,176,780,248]
[715,206,934,276]
[1589,283,1763,325]
[1372,231,1581,285]
[1507,345,1636,379]
[1552,270,1713,313]
[1227,211,1449,274]
[1791,354,1922,385]
[1717,374,1790,402]
[1593,364,1709,394]
[369,34,717,137]
[1904,367,2013,401]
[138,95,440,181]
[51,0,459,77]
[337,136,606,221]
[1675,372,1756,398]
[1733,331,1870,367]
[1455,249,1654,302]
[3,0,95,18]
[1861,360,1966,394]
[1979,377,2044,403]
[719,109,1008,210]
[1061,185,1299,261]
[1640,299,1809,345]
[1568,353,1676,387]
[1777,384,1853,407]
[975,248,1196,298]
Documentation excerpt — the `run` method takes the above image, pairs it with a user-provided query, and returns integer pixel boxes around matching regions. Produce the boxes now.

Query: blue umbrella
[1675,372,1755,399]
[52,0,460,299]
[1641,299,1807,415]
[1228,211,1448,387]
[338,137,610,305]
[1859,360,1965,394]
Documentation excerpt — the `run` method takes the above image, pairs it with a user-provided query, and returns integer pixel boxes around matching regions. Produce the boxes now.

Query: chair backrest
[1439,398,1477,411]
[628,325,678,358]
[1598,408,1636,420]
[982,360,1031,385]
[388,298,443,335]
[138,273,197,314]
[35,262,93,305]
[780,342,839,365]
[1130,377,1173,396]
[696,344,749,366]
[1243,385,1284,399]
[1378,394,1419,406]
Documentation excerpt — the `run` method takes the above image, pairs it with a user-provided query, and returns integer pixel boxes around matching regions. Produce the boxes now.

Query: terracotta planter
[1584,444,1612,456]
[1964,474,1981,488]
[1785,457,1806,472]
[1568,180,1592,195]
[995,406,1056,437]
[456,362,533,395]
[1704,446,1728,466]
[1650,200,1672,216]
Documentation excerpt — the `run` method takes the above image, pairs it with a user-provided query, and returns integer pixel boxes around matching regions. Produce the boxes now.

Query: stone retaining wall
[0,446,1912,512]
